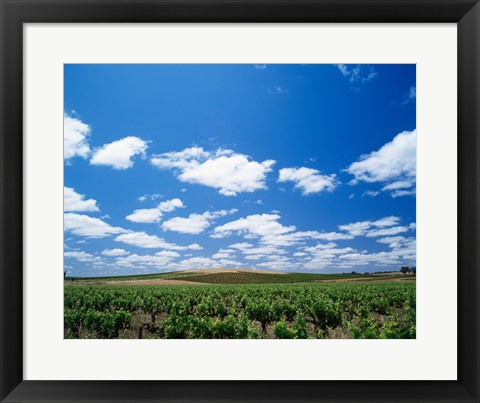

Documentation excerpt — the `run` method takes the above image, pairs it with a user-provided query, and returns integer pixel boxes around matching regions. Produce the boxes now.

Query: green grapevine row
[64,282,415,339]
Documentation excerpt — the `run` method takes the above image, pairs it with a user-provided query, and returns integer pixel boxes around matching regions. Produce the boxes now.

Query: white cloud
[336,64,378,86]
[212,250,235,259]
[102,248,128,256]
[126,208,163,224]
[214,214,355,249]
[151,147,275,196]
[64,251,98,262]
[278,167,337,195]
[347,130,416,197]
[64,213,126,238]
[338,220,371,237]
[115,253,177,268]
[213,214,295,239]
[338,216,400,237]
[174,257,218,270]
[372,216,400,227]
[90,136,148,169]
[162,209,236,234]
[391,189,417,198]
[229,242,254,249]
[376,236,406,248]
[126,198,184,223]
[313,231,354,241]
[64,113,91,160]
[257,255,292,270]
[158,198,184,212]
[156,251,180,258]
[297,233,416,271]
[114,232,200,252]
[64,187,99,212]
[302,243,355,269]
[254,64,267,70]
[366,226,409,238]
[382,180,415,191]
[337,237,416,268]
[163,214,212,234]
[115,231,186,250]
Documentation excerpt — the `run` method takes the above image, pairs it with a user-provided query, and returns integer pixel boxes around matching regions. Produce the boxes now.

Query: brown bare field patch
[106,279,211,286]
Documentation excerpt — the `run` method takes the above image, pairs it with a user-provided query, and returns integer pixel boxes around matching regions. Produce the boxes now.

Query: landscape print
[64,64,416,339]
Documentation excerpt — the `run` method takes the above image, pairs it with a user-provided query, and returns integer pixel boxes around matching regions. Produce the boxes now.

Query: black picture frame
[1,1,479,402]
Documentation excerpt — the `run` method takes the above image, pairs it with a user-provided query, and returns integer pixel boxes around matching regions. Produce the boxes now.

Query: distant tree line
[400,266,416,275]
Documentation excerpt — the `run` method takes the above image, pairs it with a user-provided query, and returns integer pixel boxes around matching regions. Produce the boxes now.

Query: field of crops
[64,282,416,339]
[66,270,405,284]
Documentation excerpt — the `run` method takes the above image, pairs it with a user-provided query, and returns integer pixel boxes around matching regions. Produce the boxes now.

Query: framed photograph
[1,0,479,402]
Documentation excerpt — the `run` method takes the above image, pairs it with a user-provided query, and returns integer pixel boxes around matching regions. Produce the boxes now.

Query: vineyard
[64,281,416,339]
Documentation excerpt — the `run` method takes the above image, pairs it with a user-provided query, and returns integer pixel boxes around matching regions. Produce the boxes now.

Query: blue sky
[64,64,416,277]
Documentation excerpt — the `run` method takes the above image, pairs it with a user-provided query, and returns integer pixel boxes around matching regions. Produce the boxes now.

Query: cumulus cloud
[175,257,219,270]
[125,208,163,224]
[213,213,356,249]
[156,251,181,258]
[366,226,409,238]
[150,147,275,196]
[338,220,371,237]
[229,242,286,260]
[162,209,237,234]
[213,214,295,239]
[278,167,337,195]
[90,136,148,169]
[126,198,184,224]
[257,255,292,270]
[339,216,402,237]
[346,130,416,197]
[64,113,91,160]
[313,231,354,241]
[115,232,181,250]
[64,187,99,212]
[254,64,267,70]
[376,236,407,248]
[64,213,126,238]
[212,249,236,259]
[337,238,416,268]
[301,243,355,269]
[115,252,178,268]
[115,231,200,251]
[102,248,128,256]
[296,233,416,271]
[64,251,99,262]
[372,216,401,227]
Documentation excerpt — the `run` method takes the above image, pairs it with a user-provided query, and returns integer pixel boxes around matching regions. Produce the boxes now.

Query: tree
[410,266,416,276]
[400,266,410,275]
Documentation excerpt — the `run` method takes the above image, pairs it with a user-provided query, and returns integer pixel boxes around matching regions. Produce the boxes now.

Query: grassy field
[64,269,415,339]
